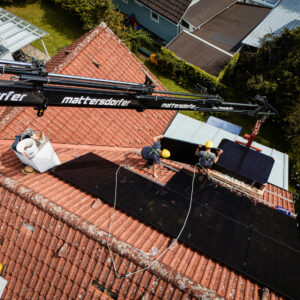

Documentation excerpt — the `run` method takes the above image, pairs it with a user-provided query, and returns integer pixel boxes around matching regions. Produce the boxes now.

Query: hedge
[149,48,222,93]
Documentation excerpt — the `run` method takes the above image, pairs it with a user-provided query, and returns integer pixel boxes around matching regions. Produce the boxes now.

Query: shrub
[148,48,221,93]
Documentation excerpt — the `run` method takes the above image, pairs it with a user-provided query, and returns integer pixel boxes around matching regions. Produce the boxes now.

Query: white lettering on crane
[61,96,131,107]
[0,91,27,101]
[161,103,196,109]
[212,106,234,111]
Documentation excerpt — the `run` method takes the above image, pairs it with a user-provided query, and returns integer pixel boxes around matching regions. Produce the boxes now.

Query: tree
[220,27,300,194]
[49,0,152,52]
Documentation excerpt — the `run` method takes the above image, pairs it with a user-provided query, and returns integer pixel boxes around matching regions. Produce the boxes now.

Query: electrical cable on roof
[105,163,201,279]
[106,165,122,277]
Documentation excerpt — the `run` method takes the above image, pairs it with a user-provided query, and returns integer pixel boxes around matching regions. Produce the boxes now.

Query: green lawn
[4,0,84,57]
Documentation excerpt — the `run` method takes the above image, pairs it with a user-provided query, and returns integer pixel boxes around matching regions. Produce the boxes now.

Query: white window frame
[150,10,159,23]
[122,0,128,4]
[135,0,143,6]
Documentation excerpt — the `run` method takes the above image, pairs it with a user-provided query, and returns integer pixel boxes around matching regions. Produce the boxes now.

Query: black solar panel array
[51,153,300,299]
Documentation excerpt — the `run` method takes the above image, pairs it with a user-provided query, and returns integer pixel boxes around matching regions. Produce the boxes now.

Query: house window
[150,10,159,23]
[122,0,128,3]
[181,19,190,29]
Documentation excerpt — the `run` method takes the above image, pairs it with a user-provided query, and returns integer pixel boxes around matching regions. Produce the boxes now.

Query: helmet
[161,149,171,158]
[205,140,214,148]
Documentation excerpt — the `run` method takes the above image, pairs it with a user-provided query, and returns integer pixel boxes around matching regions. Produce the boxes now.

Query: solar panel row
[51,153,300,299]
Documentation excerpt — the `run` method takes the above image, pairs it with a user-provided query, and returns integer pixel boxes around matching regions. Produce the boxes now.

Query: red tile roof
[0,22,293,300]
[0,23,176,148]
[0,175,210,299]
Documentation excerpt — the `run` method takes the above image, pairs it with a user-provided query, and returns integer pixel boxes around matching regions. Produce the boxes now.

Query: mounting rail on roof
[0,59,278,117]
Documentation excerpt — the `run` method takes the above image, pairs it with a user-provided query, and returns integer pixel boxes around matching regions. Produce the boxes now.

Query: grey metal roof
[166,4,270,76]
[0,8,48,58]
[242,0,300,47]
[250,0,280,8]
[164,113,289,190]
[183,0,237,28]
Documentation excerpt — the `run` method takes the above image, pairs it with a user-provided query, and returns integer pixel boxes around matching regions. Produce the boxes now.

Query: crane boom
[0,59,277,117]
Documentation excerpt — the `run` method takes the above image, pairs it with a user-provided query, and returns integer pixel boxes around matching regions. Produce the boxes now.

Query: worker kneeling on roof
[195,140,223,175]
[141,135,170,178]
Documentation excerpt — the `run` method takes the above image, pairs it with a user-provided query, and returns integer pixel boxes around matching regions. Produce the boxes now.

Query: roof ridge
[0,172,221,299]
[0,107,24,134]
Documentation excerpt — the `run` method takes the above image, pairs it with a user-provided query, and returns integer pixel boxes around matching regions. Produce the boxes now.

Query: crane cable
[105,162,202,279]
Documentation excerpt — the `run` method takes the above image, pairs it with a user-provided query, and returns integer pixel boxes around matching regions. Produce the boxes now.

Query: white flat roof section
[164,113,289,190]
[242,0,300,47]
[0,8,48,58]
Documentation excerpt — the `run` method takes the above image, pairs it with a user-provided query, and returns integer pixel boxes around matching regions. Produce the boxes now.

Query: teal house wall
[113,0,179,42]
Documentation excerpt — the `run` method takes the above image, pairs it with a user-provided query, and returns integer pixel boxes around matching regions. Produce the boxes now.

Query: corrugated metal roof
[164,113,289,190]
[242,0,300,47]
[0,8,48,58]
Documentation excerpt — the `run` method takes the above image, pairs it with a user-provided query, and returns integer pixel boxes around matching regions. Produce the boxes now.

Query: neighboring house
[166,0,300,76]
[0,8,49,60]
[112,0,237,42]
[166,3,271,75]
[0,22,297,299]
[242,0,300,48]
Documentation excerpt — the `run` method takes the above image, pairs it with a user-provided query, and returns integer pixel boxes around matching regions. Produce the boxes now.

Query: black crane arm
[0,59,277,117]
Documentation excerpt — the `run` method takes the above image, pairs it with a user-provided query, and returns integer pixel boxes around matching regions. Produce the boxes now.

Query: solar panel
[216,139,274,185]
[245,231,300,299]
[182,204,250,271]
[161,137,220,166]
[252,202,300,250]
[51,153,300,299]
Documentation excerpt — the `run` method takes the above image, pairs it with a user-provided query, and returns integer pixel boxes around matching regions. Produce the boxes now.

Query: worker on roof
[141,135,170,178]
[195,140,223,175]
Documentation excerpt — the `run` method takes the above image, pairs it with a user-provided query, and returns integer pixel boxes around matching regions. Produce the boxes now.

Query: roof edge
[0,173,221,299]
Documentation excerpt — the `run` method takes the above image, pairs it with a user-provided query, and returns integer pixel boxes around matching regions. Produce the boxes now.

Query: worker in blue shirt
[141,135,170,178]
[195,140,223,175]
